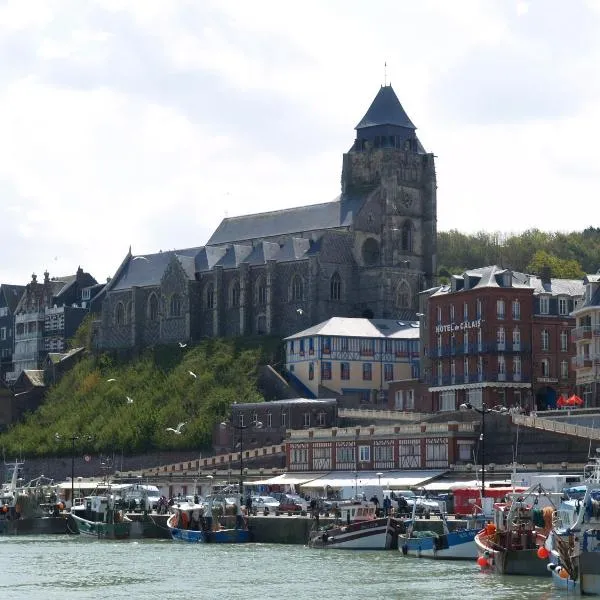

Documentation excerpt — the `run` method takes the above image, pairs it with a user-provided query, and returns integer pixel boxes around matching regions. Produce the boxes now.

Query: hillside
[0,337,281,458]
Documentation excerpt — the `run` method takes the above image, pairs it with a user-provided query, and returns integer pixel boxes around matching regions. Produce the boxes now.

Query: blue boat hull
[399,528,479,560]
[169,525,250,544]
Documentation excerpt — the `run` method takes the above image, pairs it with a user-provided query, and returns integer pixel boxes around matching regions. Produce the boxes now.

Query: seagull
[126,396,134,404]
[132,256,149,261]
[178,342,187,348]
[296,308,303,315]
[189,371,197,379]
[166,422,186,434]
[107,378,117,382]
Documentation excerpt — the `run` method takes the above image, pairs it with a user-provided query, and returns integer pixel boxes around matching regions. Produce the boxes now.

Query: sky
[1,0,599,286]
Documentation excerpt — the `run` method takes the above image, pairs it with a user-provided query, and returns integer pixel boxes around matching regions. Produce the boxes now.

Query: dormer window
[539,296,550,314]
[558,297,568,315]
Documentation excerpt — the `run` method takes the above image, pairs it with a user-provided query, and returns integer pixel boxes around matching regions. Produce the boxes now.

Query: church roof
[206,193,366,246]
[355,85,416,130]
[109,247,204,291]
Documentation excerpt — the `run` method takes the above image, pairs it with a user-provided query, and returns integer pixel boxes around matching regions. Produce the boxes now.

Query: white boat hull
[309,517,398,550]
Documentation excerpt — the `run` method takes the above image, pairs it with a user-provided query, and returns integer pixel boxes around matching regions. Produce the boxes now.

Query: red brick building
[424,266,583,412]
[286,422,477,471]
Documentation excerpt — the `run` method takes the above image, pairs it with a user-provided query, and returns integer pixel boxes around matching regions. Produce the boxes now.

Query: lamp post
[220,420,263,501]
[55,433,92,508]
[459,402,507,510]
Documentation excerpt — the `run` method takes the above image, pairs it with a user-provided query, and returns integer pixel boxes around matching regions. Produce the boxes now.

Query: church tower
[341,84,437,318]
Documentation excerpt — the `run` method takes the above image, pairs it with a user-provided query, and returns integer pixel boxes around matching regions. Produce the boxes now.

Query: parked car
[399,490,442,515]
[251,495,280,514]
[272,493,308,513]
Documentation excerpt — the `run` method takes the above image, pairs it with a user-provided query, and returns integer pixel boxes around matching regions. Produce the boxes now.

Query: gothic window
[290,275,303,301]
[257,315,266,335]
[148,294,158,321]
[361,238,380,265]
[170,294,181,317]
[401,220,414,252]
[330,273,342,301]
[395,281,410,309]
[115,302,125,326]
[256,277,267,305]
[230,280,240,308]
[205,284,215,309]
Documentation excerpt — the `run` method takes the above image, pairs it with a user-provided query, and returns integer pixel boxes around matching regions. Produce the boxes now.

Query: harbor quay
[1,511,469,543]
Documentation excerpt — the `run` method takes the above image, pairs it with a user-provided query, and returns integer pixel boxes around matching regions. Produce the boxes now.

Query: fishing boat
[1,460,67,535]
[474,483,558,576]
[307,499,400,550]
[546,450,600,595]
[69,490,133,539]
[167,493,250,543]
[399,511,484,560]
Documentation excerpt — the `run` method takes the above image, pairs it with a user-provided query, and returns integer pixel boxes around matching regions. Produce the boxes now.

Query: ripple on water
[0,537,567,600]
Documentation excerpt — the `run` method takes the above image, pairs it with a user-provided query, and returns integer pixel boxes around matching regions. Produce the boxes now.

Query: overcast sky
[1,0,599,285]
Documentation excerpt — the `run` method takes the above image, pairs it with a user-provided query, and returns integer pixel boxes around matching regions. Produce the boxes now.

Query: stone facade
[94,85,437,350]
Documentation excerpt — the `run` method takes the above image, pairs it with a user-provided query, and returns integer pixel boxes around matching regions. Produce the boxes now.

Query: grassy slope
[0,337,281,457]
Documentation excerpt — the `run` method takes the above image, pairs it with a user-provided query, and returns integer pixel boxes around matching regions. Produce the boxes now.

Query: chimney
[540,266,552,285]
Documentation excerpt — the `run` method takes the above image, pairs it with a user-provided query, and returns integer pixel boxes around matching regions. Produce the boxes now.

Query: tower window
[330,273,342,301]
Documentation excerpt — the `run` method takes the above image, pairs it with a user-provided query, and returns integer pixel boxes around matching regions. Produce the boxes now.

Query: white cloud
[0,0,599,285]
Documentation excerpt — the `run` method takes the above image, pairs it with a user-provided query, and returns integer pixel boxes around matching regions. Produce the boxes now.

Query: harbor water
[0,535,570,599]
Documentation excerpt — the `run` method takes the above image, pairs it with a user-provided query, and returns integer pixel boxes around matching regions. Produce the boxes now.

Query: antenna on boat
[511,422,520,492]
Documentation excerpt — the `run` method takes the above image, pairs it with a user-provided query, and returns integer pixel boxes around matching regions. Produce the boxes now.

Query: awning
[300,470,445,490]
[245,473,321,486]
[422,478,512,492]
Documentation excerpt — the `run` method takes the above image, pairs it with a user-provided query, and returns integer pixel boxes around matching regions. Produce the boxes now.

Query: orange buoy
[477,556,489,567]
[559,569,570,580]
[537,546,550,560]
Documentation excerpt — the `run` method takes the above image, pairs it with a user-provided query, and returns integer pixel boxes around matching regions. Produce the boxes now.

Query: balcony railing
[15,312,45,324]
[428,342,531,358]
[571,326,600,341]
[571,355,600,368]
[429,372,531,386]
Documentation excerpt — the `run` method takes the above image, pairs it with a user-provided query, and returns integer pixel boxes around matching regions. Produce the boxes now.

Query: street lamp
[220,420,263,500]
[459,402,508,508]
[376,472,383,489]
[55,433,93,508]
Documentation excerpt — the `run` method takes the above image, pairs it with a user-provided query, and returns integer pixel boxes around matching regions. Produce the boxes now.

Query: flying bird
[132,256,149,261]
[166,422,187,435]
[126,396,134,404]
[107,378,117,382]
[296,308,303,315]
[178,342,187,348]
[189,371,197,379]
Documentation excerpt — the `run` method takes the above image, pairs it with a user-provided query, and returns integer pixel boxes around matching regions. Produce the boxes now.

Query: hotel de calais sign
[434,319,483,334]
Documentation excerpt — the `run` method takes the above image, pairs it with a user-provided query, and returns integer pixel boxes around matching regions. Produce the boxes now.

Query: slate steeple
[352,84,423,153]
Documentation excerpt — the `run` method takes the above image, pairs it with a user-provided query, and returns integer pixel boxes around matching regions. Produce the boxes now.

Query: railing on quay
[338,408,427,422]
[513,413,600,441]
[118,443,287,478]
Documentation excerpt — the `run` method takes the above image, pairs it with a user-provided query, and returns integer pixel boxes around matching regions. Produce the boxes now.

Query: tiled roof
[433,265,584,298]
[355,85,416,130]
[528,276,585,297]
[206,193,367,246]
[47,347,85,364]
[110,247,204,291]
[285,317,420,340]
[234,398,337,408]
[0,284,25,312]
[23,370,45,387]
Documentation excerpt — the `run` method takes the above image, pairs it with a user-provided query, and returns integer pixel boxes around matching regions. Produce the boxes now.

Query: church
[93,84,437,349]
